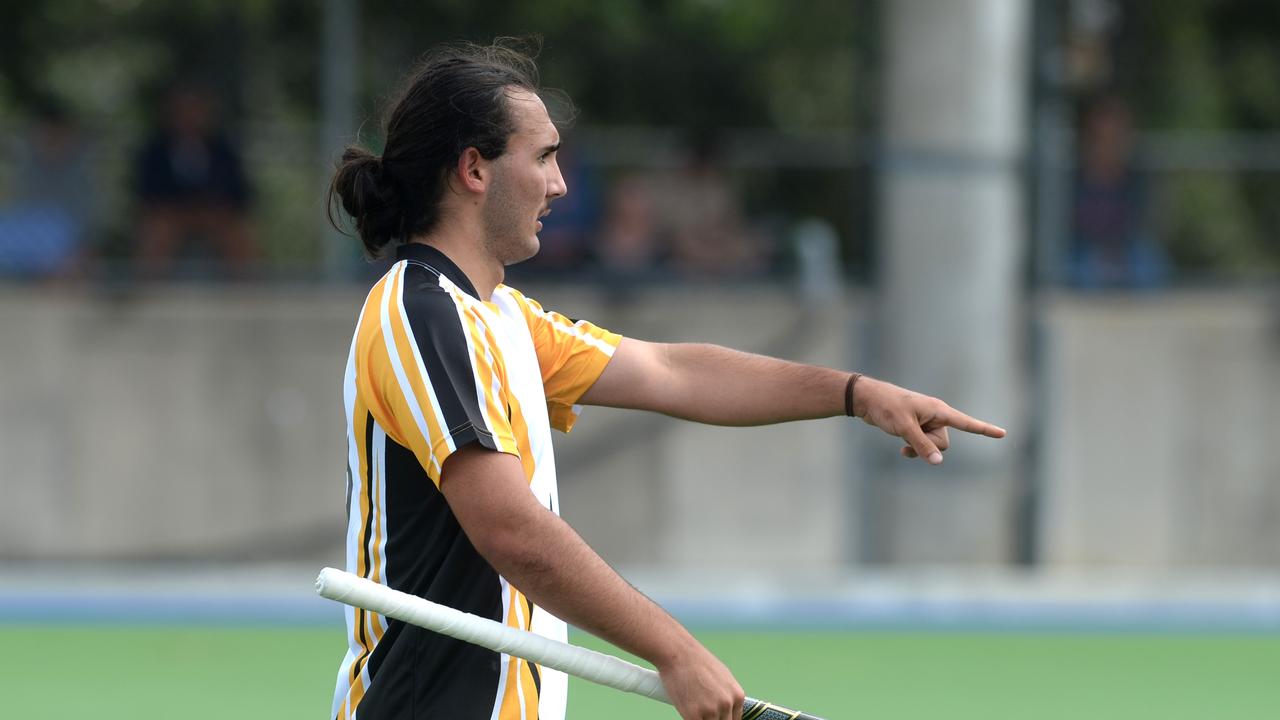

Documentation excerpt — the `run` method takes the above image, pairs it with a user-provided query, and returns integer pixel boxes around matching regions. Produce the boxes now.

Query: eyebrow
[540,141,561,155]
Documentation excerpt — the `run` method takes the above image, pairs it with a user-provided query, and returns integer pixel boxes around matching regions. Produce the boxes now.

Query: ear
[454,147,488,194]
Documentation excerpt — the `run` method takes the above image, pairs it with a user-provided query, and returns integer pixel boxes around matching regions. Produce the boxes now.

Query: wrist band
[844,372,862,417]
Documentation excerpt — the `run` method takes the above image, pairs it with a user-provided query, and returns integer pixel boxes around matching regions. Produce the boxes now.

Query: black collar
[395,243,481,300]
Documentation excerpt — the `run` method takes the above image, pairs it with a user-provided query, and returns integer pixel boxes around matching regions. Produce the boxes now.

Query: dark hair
[328,39,543,257]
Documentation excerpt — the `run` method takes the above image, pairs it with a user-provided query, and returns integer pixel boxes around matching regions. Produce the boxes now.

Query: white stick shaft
[316,567,671,704]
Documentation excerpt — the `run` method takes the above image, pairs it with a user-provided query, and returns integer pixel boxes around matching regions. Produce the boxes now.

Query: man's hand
[656,640,745,720]
[852,376,1007,465]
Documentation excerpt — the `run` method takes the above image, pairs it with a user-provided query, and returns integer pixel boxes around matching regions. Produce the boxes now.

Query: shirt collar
[395,243,481,300]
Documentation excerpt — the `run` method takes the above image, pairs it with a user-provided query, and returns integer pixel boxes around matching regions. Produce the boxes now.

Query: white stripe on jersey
[484,340,505,443]
[355,662,372,720]
[542,314,616,356]
[332,646,357,720]
[488,578,515,720]
[443,282,503,440]
[367,425,390,640]
[335,296,368,719]
[379,262,443,476]
[394,266,457,456]
[489,288,557,513]
[512,591,531,720]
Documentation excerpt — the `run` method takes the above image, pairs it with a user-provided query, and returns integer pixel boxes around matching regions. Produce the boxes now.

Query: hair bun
[328,146,403,257]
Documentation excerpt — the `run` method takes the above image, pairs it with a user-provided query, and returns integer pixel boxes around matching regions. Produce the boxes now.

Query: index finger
[942,408,1006,438]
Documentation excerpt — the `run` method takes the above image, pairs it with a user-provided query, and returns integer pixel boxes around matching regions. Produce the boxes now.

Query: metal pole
[873,0,1030,563]
[320,0,359,279]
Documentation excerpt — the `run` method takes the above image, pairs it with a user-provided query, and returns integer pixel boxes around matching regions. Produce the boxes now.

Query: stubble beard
[481,174,540,267]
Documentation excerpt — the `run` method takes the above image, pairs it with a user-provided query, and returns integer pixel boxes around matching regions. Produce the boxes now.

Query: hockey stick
[316,568,825,720]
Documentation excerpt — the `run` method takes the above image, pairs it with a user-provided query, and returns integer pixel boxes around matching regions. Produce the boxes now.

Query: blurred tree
[2,0,1276,277]
[1,0,877,275]
[352,0,877,273]
[355,0,870,129]
[1110,0,1280,276]
[0,0,314,123]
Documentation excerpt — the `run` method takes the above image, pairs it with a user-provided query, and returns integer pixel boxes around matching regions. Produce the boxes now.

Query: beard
[480,172,540,267]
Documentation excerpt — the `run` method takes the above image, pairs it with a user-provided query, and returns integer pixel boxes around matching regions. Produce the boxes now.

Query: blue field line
[2,590,1278,632]
[0,591,342,626]
[662,596,1280,633]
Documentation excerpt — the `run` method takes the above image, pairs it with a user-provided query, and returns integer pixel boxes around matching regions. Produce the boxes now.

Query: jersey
[332,243,622,720]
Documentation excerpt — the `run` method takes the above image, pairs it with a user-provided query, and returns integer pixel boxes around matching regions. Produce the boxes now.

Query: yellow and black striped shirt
[332,243,621,720]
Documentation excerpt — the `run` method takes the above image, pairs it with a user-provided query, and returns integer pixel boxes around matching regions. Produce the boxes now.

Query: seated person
[1069,95,1168,289]
[134,84,256,278]
[0,101,95,279]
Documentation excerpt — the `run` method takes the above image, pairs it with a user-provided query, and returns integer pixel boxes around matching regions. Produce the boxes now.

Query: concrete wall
[0,287,357,561]
[1038,291,1280,568]
[0,284,857,572]
[1,285,1277,571]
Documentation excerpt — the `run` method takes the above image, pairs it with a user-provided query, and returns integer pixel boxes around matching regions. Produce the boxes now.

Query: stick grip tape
[743,698,827,720]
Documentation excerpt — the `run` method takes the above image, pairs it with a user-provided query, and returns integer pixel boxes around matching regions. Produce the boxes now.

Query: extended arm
[581,339,846,426]
[580,338,1006,464]
[440,445,744,720]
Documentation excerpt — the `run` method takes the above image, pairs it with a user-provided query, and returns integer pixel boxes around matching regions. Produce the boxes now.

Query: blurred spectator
[133,83,256,279]
[1068,94,1168,288]
[657,133,768,276]
[0,100,95,279]
[596,173,663,274]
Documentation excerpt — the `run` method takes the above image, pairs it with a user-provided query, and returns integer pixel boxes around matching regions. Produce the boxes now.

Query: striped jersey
[332,243,622,720]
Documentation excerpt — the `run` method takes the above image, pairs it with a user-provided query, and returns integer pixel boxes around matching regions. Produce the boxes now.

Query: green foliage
[1121,0,1280,274]
[354,0,870,130]
[1162,174,1264,273]
[1,1,1276,276]
[0,0,319,122]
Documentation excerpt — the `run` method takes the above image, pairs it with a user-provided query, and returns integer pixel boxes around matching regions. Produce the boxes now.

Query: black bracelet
[844,372,862,417]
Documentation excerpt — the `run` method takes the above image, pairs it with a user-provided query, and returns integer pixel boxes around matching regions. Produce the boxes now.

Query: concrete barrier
[1,285,1277,571]
[1038,290,1280,567]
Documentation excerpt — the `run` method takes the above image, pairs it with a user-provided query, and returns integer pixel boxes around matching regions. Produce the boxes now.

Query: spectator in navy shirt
[134,84,256,278]
[1069,95,1168,289]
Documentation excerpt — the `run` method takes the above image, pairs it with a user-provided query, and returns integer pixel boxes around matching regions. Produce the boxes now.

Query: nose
[548,159,567,200]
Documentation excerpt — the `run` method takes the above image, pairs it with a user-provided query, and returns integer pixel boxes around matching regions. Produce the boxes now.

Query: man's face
[481,88,567,266]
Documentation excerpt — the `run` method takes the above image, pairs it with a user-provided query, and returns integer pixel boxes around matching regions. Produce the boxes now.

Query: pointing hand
[850,377,1006,465]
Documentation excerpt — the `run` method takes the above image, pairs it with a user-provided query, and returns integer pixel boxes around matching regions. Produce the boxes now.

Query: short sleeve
[370,266,520,485]
[509,290,622,433]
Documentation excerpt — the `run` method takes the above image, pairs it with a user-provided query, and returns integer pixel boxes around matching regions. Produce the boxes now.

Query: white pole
[872,0,1029,562]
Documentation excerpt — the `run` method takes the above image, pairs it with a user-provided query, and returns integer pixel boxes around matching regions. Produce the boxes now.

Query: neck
[411,227,503,300]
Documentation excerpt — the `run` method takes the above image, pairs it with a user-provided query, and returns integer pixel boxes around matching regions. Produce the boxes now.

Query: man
[327,42,1005,720]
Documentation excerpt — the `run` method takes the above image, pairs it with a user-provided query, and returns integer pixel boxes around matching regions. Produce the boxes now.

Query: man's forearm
[657,343,850,426]
[444,444,744,718]
[475,501,698,670]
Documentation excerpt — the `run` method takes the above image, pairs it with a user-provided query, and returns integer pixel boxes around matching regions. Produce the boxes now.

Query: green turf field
[4,625,1277,719]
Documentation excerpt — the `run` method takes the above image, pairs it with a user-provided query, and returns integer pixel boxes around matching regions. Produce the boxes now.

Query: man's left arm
[579,338,1006,465]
